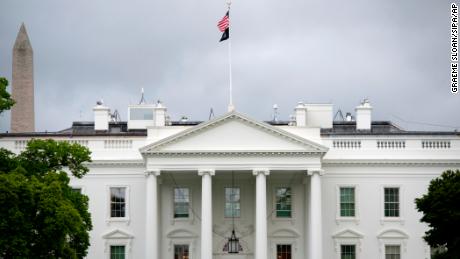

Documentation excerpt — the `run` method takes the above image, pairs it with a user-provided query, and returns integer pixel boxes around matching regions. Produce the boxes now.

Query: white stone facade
[1,102,459,259]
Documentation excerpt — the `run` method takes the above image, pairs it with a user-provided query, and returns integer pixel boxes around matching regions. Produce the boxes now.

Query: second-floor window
[340,187,355,217]
[225,187,240,218]
[110,187,126,218]
[174,188,190,218]
[384,187,400,217]
[276,187,292,218]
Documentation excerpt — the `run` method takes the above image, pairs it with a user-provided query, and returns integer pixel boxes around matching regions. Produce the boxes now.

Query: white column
[199,169,215,259]
[308,170,323,259]
[145,170,160,259]
[253,169,269,259]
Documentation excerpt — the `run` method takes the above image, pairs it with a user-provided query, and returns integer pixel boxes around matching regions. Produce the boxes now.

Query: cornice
[143,150,324,156]
[323,159,460,166]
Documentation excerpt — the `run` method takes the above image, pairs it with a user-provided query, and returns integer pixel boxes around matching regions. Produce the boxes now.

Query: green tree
[0,139,92,258]
[415,169,460,259]
[0,77,15,113]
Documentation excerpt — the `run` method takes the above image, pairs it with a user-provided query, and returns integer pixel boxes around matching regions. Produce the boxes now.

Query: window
[276,187,292,218]
[71,187,82,194]
[340,187,355,217]
[174,188,190,218]
[385,245,401,259]
[276,244,292,259]
[341,245,356,259]
[384,188,400,217]
[129,108,153,120]
[174,244,189,259]
[110,187,126,218]
[225,187,240,218]
[110,245,125,259]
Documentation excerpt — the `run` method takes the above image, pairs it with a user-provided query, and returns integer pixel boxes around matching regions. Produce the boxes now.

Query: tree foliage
[415,169,460,258]
[0,139,92,258]
[0,77,15,113]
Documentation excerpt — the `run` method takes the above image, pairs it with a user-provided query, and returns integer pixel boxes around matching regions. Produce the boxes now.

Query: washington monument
[11,23,35,133]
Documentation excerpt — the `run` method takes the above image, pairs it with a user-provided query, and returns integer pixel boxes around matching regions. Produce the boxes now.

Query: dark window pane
[110,187,126,218]
[110,245,125,259]
[384,188,400,217]
[174,188,190,218]
[276,188,292,218]
[341,245,356,259]
[276,244,292,259]
[174,245,189,259]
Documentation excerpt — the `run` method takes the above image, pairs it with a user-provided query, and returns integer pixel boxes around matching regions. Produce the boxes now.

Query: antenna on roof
[110,110,121,123]
[139,88,146,104]
[334,109,345,121]
[209,108,215,120]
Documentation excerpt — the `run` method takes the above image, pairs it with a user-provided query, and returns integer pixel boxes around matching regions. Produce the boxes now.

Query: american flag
[218,11,229,32]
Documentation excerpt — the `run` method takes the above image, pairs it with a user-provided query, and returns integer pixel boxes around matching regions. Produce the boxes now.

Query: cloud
[0,0,458,132]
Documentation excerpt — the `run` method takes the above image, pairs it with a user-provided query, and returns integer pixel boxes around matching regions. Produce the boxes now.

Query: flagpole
[227,1,235,112]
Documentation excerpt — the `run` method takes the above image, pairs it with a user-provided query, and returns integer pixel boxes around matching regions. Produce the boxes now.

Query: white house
[1,99,459,259]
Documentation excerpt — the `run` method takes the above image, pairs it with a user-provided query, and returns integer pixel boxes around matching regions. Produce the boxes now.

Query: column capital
[145,169,161,177]
[252,168,270,176]
[307,169,324,176]
[198,169,215,176]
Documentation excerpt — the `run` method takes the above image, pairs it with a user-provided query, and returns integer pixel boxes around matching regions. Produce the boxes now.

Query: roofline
[139,111,329,154]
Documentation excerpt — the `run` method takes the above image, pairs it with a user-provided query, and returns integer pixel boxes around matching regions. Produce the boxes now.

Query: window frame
[336,185,359,224]
[274,187,293,219]
[384,245,401,259]
[173,187,191,219]
[106,185,130,224]
[224,186,241,218]
[340,244,357,259]
[276,243,293,259]
[173,244,191,259]
[377,229,408,259]
[380,185,404,224]
[110,245,126,259]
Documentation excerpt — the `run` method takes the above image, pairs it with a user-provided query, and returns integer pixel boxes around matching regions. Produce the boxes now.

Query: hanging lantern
[223,230,243,253]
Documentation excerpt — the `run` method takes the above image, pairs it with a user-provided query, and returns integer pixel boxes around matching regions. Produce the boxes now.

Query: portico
[141,112,328,259]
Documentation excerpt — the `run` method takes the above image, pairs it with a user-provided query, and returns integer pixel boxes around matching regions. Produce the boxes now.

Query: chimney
[154,101,167,126]
[93,101,110,131]
[294,102,306,126]
[355,99,372,130]
[11,23,35,133]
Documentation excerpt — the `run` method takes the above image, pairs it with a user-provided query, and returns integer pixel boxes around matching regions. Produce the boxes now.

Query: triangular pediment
[332,228,364,239]
[377,228,409,239]
[102,229,134,239]
[141,111,328,154]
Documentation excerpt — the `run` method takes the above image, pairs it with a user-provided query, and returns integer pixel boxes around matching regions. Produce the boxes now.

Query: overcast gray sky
[0,0,458,132]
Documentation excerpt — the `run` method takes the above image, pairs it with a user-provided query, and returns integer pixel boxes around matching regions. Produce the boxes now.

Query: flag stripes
[218,11,229,32]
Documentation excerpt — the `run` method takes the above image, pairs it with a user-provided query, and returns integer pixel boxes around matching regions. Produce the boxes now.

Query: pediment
[332,228,364,239]
[141,111,328,155]
[102,229,134,239]
[377,228,409,239]
[269,229,300,238]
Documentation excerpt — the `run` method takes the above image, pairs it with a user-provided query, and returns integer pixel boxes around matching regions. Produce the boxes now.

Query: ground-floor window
[385,245,401,259]
[174,244,189,259]
[276,244,292,259]
[110,245,125,259]
[341,244,356,259]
